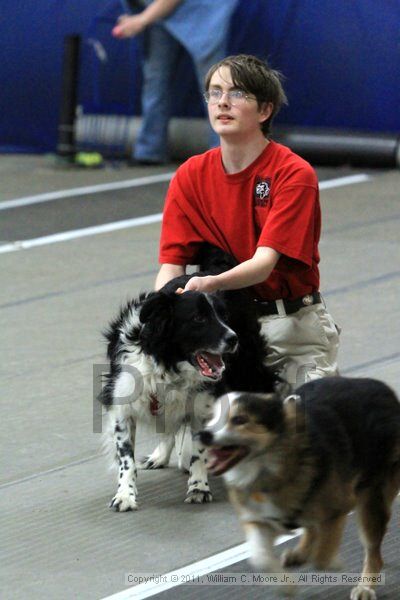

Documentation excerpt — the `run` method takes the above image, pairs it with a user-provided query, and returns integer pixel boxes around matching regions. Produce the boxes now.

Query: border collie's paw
[184,489,213,504]
[139,455,166,470]
[109,492,138,512]
[350,585,376,600]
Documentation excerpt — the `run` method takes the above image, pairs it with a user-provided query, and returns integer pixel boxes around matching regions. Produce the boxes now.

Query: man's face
[207,66,272,140]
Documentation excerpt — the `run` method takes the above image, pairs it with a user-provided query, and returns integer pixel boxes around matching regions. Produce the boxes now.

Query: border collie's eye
[193,314,206,323]
[231,415,248,426]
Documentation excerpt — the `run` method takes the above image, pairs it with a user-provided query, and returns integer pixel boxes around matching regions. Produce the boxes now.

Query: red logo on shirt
[254,178,271,206]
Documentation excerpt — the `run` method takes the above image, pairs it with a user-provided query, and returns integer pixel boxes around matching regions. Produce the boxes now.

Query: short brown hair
[205,54,288,136]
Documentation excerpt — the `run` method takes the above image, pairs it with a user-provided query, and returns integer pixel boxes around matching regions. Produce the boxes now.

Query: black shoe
[127,158,165,167]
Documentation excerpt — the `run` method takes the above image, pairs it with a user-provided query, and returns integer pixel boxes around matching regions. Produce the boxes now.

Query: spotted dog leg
[184,433,212,504]
[109,416,138,512]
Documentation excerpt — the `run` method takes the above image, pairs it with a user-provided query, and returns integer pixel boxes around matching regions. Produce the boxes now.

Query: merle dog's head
[139,290,238,380]
[196,392,287,478]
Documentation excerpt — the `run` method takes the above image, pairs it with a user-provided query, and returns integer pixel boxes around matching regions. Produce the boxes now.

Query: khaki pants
[260,300,340,390]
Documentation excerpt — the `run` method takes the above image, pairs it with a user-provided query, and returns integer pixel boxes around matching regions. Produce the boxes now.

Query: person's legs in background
[133,24,182,163]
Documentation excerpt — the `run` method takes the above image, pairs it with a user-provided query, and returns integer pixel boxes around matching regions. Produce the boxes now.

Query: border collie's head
[139,290,238,380]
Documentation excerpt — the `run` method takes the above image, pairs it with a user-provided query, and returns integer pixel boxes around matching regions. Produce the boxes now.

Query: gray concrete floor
[1,154,400,599]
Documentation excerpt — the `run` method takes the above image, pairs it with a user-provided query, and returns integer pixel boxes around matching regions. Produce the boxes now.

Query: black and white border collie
[99,245,278,510]
[100,288,238,510]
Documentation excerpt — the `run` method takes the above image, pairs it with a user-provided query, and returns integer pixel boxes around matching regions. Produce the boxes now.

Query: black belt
[254,292,322,317]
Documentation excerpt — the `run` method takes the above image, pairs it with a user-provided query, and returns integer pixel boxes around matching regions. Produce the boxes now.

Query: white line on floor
[318,173,371,189]
[101,534,300,600]
[0,213,163,254]
[0,173,371,254]
[0,172,175,210]
[101,488,400,600]
[0,454,103,490]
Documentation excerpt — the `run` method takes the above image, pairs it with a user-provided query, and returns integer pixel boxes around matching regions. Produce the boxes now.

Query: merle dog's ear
[240,393,285,433]
[259,398,285,432]
[139,292,173,325]
[282,393,305,431]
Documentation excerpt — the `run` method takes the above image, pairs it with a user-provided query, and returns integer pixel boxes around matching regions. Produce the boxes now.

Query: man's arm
[183,247,280,293]
[112,0,183,38]
[155,263,186,290]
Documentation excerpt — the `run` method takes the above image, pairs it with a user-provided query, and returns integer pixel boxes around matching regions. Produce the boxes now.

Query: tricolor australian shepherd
[99,245,278,510]
[199,377,400,599]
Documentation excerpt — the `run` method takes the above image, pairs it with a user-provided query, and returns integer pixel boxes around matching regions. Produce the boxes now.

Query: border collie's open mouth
[192,351,225,380]
[207,445,249,476]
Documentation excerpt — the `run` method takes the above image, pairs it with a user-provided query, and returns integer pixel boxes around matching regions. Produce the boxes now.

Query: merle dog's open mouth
[207,445,249,475]
[192,351,225,380]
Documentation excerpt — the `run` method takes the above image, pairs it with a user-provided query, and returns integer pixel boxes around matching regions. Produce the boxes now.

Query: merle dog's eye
[231,415,248,426]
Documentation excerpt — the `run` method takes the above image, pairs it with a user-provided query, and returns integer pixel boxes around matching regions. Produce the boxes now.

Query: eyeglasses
[203,89,257,106]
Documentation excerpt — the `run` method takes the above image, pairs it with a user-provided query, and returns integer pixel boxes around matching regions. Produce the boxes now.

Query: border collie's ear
[139,292,176,354]
[139,292,173,325]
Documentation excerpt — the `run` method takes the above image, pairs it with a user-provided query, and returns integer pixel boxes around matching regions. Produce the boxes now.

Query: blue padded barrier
[0,0,399,153]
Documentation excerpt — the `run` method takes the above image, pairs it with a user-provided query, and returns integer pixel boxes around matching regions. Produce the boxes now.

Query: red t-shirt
[159,141,321,301]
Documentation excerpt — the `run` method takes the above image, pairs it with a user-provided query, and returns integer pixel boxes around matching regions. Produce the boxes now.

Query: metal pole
[57,34,81,159]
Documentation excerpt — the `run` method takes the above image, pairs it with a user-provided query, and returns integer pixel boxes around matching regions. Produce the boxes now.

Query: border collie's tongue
[196,351,225,379]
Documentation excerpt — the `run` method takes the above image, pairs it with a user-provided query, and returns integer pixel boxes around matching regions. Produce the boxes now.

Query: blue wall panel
[0,0,108,152]
[261,1,400,131]
[1,0,399,152]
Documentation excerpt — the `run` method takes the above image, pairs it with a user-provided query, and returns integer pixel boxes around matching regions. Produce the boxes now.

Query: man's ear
[259,101,274,124]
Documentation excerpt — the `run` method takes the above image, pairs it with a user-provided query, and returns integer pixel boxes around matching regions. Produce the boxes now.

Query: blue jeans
[134,24,221,162]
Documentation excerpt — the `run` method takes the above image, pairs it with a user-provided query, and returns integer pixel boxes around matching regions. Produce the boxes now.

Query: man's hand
[112,15,147,38]
[112,1,183,39]
[184,275,220,294]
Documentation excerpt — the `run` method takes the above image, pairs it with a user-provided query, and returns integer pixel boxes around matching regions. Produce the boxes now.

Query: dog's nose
[225,331,238,351]
[198,430,214,446]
